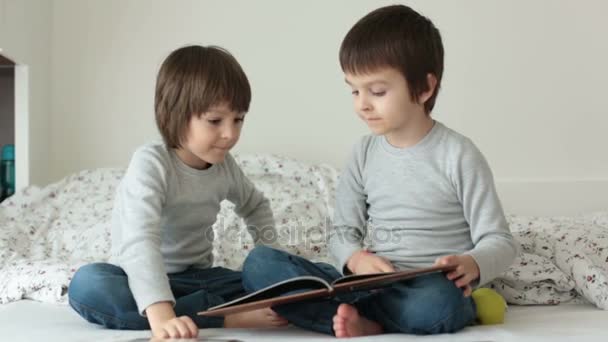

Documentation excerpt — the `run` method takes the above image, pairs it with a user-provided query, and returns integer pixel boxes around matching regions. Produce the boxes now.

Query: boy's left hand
[434,254,480,297]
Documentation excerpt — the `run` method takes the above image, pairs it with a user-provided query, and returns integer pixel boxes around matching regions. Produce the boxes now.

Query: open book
[198,264,456,316]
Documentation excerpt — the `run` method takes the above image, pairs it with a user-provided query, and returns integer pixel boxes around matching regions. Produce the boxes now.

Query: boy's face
[177,103,244,169]
[345,67,428,139]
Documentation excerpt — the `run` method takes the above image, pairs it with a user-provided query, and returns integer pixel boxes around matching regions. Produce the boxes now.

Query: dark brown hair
[339,5,444,113]
[155,45,251,148]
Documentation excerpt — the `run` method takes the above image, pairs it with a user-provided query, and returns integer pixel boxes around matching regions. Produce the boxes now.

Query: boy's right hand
[346,250,395,275]
[146,302,198,339]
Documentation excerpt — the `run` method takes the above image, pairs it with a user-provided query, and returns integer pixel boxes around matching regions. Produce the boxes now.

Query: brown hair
[155,45,251,148]
[339,5,444,113]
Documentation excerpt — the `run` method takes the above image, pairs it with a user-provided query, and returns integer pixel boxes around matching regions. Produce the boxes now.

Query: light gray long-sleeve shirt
[109,142,275,314]
[329,121,518,286]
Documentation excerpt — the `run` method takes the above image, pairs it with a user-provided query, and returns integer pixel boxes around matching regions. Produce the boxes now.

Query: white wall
[45,0,608,215]
[0,0,52,186]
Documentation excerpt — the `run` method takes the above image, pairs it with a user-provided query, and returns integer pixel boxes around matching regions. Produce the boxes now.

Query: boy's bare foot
[332,303,383,338]
[224,308,289,328]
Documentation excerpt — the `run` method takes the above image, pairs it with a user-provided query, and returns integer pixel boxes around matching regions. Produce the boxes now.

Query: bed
[1,154,607,341]
[1,300,607,342]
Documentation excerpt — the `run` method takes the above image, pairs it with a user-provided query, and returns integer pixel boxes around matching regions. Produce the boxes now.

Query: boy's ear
[419,73,438,105]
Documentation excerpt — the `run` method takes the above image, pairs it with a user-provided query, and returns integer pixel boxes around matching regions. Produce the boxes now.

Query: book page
[206,276,332,311]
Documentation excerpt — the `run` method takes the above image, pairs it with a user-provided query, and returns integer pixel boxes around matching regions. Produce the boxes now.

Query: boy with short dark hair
[243,5,517,337]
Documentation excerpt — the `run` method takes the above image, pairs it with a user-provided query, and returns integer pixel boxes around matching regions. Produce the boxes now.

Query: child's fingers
[266,308,289,324]
[164,325,179,338]
[153,330,169,340]
[275,315,289,324]
[263,310,289,325]
[367,264,384,274]
[435,255,458,266]
[263,308,278,316]
[273,317,289,325]
[181,316,199,338]
[454,272,476,288]
[375,258,395,273]
[381,256,395,270]
[173,319,193,338]
[447,264,465,280]
[463,284,473,297]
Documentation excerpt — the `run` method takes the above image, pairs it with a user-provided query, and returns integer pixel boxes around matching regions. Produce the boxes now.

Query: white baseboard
[496,179,608,217]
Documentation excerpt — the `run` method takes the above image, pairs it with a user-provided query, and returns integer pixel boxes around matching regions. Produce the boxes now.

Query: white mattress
[2,301,607,341]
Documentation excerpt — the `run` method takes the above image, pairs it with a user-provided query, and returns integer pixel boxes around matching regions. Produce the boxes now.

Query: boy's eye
[235,117,245,123]
[207,119,221,125]
[351,90,359,96]
[371,90,386,97]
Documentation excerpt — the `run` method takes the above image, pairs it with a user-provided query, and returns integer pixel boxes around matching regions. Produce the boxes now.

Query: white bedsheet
[1,301,607,342]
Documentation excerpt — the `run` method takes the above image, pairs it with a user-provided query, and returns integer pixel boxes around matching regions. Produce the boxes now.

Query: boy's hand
[146,302,198,339]
[347,250,395,275]
[153,316,198,339]
[434,254,480,297]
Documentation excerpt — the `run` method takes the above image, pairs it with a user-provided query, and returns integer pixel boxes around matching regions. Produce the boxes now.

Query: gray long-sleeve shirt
[329,121,518,286]
[109,142,275,314]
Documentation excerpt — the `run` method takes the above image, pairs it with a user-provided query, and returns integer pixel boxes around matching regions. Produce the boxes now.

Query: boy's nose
[356,94,372,112]
[221,125,238,140]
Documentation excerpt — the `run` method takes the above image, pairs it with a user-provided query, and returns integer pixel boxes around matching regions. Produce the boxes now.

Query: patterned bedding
[1,154,606,310]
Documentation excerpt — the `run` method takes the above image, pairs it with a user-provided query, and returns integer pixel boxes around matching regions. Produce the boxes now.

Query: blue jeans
[68,263,245,330]
[242,246,476,335]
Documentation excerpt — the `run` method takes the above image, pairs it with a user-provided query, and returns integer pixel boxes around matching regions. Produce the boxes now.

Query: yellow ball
[472,288,507,325]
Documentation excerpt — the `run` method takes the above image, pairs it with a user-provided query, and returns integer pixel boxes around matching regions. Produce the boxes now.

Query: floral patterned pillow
[212,154,338,269]
[488,213,608,309]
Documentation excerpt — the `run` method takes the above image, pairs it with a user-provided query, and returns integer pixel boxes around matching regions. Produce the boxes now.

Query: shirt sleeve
[113,148,175,315]
[454,142,519,286]
[329,139,369,274]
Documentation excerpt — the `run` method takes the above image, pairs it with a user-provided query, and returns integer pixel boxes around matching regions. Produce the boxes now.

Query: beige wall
[0,0,52,186]
[3,0,608,215]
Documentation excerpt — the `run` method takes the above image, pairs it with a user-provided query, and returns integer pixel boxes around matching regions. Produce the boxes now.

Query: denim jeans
[68,263,245,329]
[242,245,476,335]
